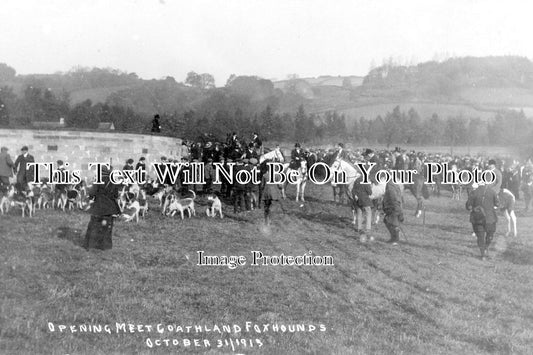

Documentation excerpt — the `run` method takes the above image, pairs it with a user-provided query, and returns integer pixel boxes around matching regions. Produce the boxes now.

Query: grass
[1,183,533,354]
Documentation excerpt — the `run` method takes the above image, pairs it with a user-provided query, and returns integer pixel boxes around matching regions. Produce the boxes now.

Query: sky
[1,0,533,85]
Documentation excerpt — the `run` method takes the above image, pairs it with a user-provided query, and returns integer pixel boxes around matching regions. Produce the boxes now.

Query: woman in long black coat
[83,166,121,250]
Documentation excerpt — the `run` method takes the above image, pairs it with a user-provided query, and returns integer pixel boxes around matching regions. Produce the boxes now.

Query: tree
[200,73,215,89]
[185,71,215,89]
[259,105,275,140]
[294,105,315,142]
[0,98,8,126]
[406,107,422,144]
[185,71,202,88]
[0,63,16,82]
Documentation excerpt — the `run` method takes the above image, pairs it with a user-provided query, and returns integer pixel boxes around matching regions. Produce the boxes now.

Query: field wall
[0,129,183,180]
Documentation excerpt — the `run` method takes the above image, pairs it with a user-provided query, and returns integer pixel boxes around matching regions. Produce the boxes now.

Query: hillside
[2,56,533,125]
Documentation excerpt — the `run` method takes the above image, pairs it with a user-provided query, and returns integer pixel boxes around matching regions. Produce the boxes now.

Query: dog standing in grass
[206,192,223,218]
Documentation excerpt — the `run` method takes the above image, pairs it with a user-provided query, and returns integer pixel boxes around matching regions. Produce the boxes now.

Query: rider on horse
[290,143,305,170]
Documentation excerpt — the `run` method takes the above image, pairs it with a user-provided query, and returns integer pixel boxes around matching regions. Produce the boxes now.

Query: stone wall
[0,129,183,179]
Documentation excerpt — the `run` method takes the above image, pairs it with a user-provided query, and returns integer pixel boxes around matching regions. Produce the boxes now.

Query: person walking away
[261,168,282,225]
[466,181,499,260]
[383,181,404,245]
[352,175,373,242]
[83,166,121,250]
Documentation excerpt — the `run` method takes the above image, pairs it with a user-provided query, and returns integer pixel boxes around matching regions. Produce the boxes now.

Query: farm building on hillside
[98,122,115,130]
[32,118,66,128]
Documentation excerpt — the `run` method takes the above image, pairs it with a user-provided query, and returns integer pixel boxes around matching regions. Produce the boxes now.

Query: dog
[206,193,223,218]
[0,185,10,214]
[38,182,54,209]
[166,190,196,219]
[121,200,141,223]
[160,186,179,215]
[6,185,33,217]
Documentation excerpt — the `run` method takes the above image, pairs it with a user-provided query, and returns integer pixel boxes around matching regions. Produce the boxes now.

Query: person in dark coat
[14,146,35,191]
[466,182,499,260]
[352,176,373,241]
[0,146,14,188]
[233,159,247,213]
[383,181,404,245]
[261,166,282,225]
[290,143,304,170]
[123,158,134,171]
[83,166,121,250]
[151,114,161,133]
[135,157,147,185]
[243,143,259,160]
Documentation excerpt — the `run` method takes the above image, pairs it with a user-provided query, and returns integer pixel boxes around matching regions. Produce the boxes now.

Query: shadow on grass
[56,226,85,247]
[502,243,533,265]
[290,210,352,229]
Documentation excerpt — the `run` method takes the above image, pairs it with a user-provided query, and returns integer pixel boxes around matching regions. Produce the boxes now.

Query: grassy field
[1,182,533,354]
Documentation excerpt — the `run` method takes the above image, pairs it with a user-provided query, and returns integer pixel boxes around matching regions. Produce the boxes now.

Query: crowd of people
[1,130,529,259]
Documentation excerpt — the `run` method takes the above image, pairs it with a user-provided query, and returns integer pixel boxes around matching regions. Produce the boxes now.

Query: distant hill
[2,56,533,124]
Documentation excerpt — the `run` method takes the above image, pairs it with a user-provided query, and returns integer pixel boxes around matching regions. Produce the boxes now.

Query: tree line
[0,82,532,147]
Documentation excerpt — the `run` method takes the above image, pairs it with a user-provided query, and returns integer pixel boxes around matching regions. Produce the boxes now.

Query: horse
[259,147,285,164]
[330,158,387,225]
[280,160,308,202]
[320,151,348,203]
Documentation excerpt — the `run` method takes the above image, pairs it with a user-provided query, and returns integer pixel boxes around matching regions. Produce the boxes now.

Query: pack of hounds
[0,178,223,223]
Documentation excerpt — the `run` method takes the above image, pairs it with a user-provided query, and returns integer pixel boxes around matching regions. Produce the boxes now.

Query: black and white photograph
[1,0,533,353]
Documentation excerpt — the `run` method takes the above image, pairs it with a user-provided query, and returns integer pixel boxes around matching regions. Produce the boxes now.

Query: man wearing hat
[243,143,258,160]
[336,143,348,161]
[83,165,121,251]
[363,148,380,184]
[251,132,263,155]
[466,180,499,260]
[14,146,35,191]
[135,157,147,185]
[233,158,247,213]
[0,147,14,189]
[290,143,304,170]
[204,157,215,193]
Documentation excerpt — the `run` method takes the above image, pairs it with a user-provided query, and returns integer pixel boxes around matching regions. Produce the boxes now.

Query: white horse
[281,160,308,202]
[259,147,285,164]
[330,158,388,225]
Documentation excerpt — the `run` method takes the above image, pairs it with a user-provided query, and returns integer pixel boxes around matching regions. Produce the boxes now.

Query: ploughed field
[1,182,532,354]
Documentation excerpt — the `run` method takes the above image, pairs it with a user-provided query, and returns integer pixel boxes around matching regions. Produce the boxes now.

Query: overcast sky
[1,0,532,85]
